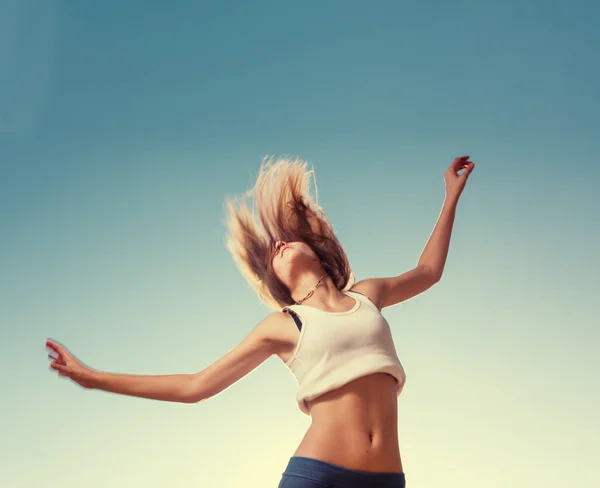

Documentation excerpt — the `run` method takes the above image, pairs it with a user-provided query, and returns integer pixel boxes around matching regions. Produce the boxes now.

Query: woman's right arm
[47,312,290,404]
[186,311,290,403]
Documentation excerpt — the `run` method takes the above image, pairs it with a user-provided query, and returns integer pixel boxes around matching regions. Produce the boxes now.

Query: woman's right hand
[46,339,97,389]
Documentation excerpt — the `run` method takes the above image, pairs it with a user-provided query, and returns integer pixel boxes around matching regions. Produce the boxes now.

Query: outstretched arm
[352,156,475,309]
[47,312,289,404]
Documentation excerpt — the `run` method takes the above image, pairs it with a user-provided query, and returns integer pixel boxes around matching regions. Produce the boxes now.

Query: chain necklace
[295,275,326,305]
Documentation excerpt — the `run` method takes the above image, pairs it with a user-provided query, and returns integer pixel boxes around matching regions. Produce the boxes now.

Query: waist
[295,373,403,472]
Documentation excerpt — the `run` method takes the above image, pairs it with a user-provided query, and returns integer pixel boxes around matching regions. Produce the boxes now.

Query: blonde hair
[224,156,354,310]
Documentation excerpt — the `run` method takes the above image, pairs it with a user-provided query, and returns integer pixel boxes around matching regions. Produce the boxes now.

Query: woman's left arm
[352,156,476,309]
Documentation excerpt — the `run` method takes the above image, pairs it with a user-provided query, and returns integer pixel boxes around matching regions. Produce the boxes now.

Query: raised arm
[351,156,475,309]
[46,312,290,404]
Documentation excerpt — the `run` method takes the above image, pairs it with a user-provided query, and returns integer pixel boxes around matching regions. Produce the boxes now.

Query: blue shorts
[278,456,406,488]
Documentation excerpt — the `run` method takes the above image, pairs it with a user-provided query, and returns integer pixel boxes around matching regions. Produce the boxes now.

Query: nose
[276,241,287,254]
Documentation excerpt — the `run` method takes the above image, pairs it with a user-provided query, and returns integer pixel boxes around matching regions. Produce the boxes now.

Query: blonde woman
[46,155,475,487]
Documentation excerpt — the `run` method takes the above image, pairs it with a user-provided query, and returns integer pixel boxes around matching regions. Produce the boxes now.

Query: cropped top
[282,290,406,415]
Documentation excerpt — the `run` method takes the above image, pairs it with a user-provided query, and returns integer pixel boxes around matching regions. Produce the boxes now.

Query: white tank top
[283,290,406,415]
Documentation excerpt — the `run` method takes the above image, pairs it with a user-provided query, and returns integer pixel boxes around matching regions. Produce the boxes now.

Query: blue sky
[1,1,598,487]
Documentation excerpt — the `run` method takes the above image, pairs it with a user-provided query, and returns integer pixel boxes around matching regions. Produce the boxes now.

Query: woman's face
[271,240,318,286]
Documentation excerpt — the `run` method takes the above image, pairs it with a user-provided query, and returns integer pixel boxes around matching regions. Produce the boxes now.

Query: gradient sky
[1,1,599,487]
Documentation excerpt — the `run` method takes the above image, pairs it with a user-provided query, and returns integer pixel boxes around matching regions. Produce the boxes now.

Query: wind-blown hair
[224,156,354,310]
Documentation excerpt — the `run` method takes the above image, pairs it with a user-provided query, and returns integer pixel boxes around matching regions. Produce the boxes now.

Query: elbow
[182,373,209,404]
[418,264,442,284]
[183,396,206,405]
[182,394,203,405]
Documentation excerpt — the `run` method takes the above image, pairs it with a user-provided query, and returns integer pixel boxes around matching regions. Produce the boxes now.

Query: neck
[291,272,342,306]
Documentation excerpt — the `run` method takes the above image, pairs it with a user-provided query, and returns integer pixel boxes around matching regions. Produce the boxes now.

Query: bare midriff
[292,372,403,474]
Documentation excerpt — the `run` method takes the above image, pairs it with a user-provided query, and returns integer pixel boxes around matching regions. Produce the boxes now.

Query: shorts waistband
[282,456,406,487]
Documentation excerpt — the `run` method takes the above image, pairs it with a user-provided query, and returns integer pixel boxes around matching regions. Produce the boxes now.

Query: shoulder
[255,310,298,353]
[349,279,386,310]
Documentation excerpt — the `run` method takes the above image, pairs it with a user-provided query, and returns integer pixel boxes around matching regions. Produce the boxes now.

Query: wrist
[85,368,104,390]
[443,192,460,207]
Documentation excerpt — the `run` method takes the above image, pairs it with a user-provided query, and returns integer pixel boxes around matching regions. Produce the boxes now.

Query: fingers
[46,339,64,354]
[450,156,475,176]
[48,353,66,366]
[47,339,71,376]
[463,161,475,177]
[451,155,470,170]
[49,361,63,372]
[49,361,69,377]
[46,339,70,359]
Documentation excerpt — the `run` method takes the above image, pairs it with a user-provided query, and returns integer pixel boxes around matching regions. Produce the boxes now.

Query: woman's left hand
[444,156,475,200]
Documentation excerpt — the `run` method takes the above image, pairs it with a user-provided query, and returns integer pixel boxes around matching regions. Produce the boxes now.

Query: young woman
[46,155,475,487]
